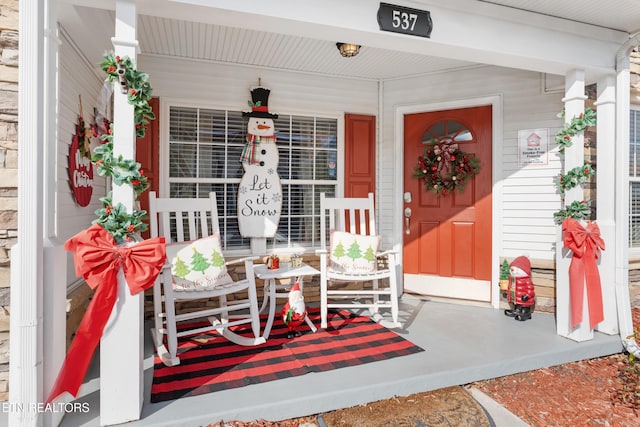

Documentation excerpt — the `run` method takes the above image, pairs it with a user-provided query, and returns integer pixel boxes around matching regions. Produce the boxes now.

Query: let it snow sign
[237,87,282,238]
[518,128,549,166]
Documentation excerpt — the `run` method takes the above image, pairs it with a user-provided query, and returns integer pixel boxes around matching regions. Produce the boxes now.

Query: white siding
[138,55,378,118]
[381,66,564,261]
[57,32,108,283]
[136,54,379,218]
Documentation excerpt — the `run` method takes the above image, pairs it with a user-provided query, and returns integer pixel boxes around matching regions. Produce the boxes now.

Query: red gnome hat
[290,282,301,293]
[510,256,531,276]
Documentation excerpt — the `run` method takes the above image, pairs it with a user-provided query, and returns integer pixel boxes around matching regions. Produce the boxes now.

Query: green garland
[553,107,597,224]
[555,160,595,199]
[414,140,480,197]
[92,53,155,242]
[92,130,149,195]
[99,52,155,138]
[555,108,596,154]
[553,200,591,225]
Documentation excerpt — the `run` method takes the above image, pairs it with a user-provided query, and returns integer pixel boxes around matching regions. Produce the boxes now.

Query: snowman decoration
[238,87,282,238]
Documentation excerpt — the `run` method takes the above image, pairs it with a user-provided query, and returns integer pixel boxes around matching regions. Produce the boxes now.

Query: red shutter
[344,114,376,198]
[136,97,160,239]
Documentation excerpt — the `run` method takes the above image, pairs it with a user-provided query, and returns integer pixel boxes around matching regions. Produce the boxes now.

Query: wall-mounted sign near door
[68,134,94,207]
[377,3,433,38]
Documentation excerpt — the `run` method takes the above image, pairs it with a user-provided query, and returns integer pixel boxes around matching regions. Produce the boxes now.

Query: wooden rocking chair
[149,191,265,366]
[317,192,401,329]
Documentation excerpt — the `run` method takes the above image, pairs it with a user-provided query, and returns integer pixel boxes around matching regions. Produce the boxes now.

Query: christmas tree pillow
[169,234,233,291]
[329,230,381,274]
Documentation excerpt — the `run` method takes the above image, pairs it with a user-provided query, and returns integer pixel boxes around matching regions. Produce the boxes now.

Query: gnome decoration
[237,86,282,238]
[504,256,536,321]
[281,282,307,338]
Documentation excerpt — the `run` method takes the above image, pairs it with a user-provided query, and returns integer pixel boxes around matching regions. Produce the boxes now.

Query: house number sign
[377,3,433,38]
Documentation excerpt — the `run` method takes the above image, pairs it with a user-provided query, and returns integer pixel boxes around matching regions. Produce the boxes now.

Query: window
[167,105,339,252]
[421,120,472,144]
[631,107,640,248]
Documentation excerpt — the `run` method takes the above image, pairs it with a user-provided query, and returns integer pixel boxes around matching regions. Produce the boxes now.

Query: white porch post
[594,75,619,335]
[42,1,68,425]
[99,0,143,425]
[615,37,639,354]
[10,0,45,426]
[557,69,593,341]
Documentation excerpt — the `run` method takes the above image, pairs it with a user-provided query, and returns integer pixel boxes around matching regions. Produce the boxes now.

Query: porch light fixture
[336,42,361,58]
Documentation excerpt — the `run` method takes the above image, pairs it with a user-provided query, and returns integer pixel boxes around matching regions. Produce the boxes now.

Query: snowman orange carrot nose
[257,124,271,130]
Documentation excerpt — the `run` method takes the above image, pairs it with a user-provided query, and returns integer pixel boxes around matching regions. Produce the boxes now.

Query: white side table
[254,262,319,339]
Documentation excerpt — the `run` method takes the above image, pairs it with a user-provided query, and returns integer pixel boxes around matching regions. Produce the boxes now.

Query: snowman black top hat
[243,87,279,119]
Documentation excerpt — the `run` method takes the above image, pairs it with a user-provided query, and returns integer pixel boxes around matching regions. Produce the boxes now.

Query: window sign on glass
[377,3,433,38]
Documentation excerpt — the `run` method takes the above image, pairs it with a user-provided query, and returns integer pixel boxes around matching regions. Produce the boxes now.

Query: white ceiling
[479,0,640,33]
[58,0,640,81]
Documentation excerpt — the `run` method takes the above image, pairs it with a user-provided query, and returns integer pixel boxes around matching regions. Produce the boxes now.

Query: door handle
[404,207,412,235]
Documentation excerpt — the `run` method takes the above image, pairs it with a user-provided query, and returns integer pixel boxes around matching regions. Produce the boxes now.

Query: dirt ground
[318,386,491,427]
[208,386,491,427]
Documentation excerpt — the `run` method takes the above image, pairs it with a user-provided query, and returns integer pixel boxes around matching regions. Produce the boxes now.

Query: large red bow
[433,142,458,175]
[562,218,605,330]
[47,224,165,403]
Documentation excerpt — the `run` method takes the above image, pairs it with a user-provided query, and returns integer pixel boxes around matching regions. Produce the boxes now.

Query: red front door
[403,105,492,302]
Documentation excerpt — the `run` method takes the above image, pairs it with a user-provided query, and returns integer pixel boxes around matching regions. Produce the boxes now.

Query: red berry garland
[91,53,155,243]
[414,140,480,197]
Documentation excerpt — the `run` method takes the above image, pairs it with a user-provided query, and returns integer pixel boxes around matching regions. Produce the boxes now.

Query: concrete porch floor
[55,295,623,426]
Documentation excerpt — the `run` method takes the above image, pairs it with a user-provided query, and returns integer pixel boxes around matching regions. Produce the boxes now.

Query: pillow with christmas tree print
[170,234,233,291]
[329,230,381,274]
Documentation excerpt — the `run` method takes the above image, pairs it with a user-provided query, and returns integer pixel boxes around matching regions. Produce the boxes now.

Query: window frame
[160,98,344,255]
[630,105,640,253]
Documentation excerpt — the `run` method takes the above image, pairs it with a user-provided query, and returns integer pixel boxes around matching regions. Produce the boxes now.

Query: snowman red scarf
[240,133,276,165]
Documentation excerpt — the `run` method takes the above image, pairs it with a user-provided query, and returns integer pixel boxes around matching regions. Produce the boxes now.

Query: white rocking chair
[317,192,401,329]
[149,191,265,366]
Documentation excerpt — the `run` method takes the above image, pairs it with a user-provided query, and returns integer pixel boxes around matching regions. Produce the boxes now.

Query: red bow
[562,218,605,330]
[433,142,458,175]
[47,224,165,403]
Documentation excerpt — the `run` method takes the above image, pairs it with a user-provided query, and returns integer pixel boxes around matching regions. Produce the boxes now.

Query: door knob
[404,207,412,235]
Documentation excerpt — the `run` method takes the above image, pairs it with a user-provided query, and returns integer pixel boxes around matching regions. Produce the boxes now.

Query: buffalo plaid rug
[151,308,424,402]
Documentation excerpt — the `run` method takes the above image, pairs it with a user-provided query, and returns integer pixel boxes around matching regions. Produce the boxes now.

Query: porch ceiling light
[336,42,361,58]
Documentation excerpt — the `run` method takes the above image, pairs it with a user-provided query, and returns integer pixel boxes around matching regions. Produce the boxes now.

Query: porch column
[100,0,143,425]
[42,1,67,425]
[615,38,639,355]
[556,69,593,341]
[594,75,619,335]
[9,0,45,426]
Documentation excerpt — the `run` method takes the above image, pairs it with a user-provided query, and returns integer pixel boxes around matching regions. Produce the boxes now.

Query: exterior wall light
[336,43,361,57]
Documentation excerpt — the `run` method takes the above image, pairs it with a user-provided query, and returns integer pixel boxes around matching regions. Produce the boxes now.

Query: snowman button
[260,161,265,166]
[261,149,267,155]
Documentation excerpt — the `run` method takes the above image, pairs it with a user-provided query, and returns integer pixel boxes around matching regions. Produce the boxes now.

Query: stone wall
[0,0,18,402]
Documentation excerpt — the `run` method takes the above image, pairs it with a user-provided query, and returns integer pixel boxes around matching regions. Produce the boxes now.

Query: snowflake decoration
[272,192,282,203]
[239,186,247,194]
[268,168,275,175]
